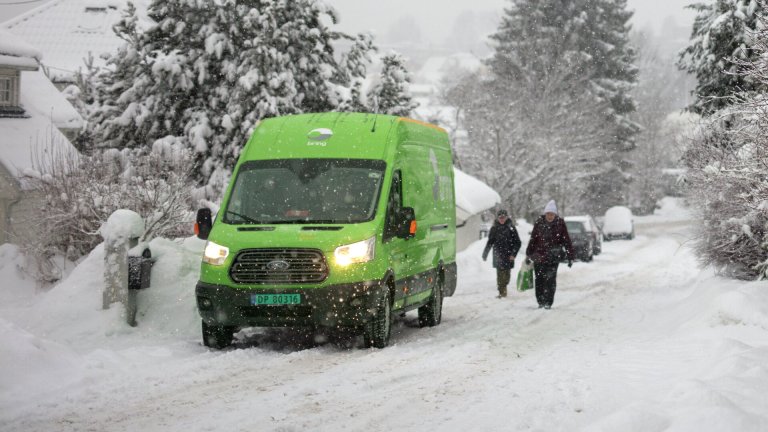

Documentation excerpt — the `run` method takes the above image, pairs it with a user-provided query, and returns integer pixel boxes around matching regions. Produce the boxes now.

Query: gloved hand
[482,252,488,262]
[567,260,573,268]
[525,257,532,265]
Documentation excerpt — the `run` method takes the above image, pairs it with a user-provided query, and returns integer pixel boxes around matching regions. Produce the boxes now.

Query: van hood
[207,222,379,254]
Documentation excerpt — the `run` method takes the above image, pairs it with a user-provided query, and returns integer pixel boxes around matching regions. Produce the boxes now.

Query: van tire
[418,277,443,327]
[363,289,392,348]
[202,320,235,349]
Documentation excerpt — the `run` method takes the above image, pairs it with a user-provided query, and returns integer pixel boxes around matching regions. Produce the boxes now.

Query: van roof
[241,112,448,162]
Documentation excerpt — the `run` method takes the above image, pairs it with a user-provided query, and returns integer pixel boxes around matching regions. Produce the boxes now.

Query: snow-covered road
[2,201,768,431]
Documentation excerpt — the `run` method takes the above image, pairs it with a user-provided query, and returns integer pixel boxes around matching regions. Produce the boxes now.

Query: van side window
[384,170,403,240]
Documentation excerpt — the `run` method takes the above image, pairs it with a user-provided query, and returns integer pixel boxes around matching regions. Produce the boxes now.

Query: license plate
[251,294,301,306]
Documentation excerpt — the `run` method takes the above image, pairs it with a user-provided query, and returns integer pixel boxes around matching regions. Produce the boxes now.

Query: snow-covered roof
[2,0,149,81]
[454,167,500,223]
[0,29,41,70]
[21,69,83,130]
[0,68,80,181]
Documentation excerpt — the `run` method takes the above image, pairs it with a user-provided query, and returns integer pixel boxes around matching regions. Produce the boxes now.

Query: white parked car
[602,206,635,240]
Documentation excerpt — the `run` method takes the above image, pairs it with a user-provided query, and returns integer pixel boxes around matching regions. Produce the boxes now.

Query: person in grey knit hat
[525,200,574,309]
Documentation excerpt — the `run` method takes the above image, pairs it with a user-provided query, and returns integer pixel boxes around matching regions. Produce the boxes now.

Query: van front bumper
[195,279,388,328]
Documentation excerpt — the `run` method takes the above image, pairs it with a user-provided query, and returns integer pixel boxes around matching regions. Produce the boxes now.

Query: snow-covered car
[479,221,492,239]
[564,215,602,261]
[602,206,634,240]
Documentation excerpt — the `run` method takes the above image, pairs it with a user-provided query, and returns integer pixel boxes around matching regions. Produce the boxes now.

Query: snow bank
[0,244,36,304]
[8,236,205,351]
[3,201,768,431]
[0,318,84,404]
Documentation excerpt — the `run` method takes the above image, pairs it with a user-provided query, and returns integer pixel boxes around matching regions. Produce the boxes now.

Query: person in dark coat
[482,209,522,298]
[525,200,575,309]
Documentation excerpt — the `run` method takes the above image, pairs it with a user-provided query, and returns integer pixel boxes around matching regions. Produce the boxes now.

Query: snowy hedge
[20,143,194,283]
[682,10,768,280]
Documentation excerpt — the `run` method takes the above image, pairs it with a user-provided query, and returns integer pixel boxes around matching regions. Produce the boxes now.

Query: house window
[0,76,15,107]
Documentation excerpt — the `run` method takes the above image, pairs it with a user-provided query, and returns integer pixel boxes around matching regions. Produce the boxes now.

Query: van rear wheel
[202,320,235,349]
[418,278,443,327]
[363,289,392,348]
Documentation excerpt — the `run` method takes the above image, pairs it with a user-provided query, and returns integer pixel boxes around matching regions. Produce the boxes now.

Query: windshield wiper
[225,210,261,225]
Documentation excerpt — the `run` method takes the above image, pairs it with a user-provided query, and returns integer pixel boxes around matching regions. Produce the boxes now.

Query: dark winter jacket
[482,219,522,270]
[525,215,575,265]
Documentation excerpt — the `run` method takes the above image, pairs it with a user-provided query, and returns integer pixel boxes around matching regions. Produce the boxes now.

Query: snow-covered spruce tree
[468,0,638,217]
[678,0,766,117]
[88,0,375,197]
[683,11,768,280]
[367,52,418,117]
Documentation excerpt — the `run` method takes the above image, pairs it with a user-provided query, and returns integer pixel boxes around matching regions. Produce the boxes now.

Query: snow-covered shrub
[684,111,768,279]
[683,9,768,280]
[20,143,194,283]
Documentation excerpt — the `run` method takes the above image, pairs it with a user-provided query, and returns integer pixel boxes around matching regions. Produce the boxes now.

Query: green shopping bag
[516,260,534,292]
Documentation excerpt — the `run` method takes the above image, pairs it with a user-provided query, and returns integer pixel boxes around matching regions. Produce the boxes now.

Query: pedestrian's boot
[498,287,507,298]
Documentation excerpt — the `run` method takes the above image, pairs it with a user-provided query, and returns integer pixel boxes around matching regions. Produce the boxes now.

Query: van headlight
[335,236,375,266]
[203,241,229,266]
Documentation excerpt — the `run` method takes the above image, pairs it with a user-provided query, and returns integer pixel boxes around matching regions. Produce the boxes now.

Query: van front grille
[229,248,328,284]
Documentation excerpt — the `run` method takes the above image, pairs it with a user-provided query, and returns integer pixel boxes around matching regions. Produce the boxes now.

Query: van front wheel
[363,289,392,348]
[202,320,235,349]
[418,278,443,327]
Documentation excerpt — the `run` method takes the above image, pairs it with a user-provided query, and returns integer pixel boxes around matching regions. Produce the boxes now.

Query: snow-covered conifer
[678,0,765,116]
[88,0,376,197]
[683,9,768,280]
[367,52,418,117]
[461,0,639,216]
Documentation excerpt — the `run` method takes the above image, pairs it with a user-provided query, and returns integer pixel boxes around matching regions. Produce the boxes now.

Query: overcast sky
[0,0,696,44]
[328,0,694,44]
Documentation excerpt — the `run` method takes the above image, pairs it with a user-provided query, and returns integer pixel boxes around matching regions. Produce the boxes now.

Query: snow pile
[0,236,205,352]
[0,244,36,304]
[0,319,84,402]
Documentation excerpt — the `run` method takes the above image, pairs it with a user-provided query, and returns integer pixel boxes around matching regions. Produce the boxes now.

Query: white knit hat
[544,200,558,214]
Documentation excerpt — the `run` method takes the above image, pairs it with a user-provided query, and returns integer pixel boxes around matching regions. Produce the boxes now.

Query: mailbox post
[100,210,145,326]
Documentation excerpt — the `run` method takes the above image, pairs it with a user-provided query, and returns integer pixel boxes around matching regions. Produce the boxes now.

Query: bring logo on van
[307,128,333,146]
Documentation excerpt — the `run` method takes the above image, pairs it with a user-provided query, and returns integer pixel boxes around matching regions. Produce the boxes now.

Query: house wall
[0,175,19,245]
[457,213,486,252]
[7,190,43,246]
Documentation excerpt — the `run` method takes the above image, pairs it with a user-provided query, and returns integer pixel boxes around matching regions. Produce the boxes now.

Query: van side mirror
[397,207,416,239]
[195,208,212,240]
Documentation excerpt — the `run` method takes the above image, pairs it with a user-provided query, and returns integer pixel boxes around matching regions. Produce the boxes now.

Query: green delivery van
[194,112,457,349]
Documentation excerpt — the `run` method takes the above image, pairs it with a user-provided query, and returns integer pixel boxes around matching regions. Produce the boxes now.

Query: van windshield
[223,159,386,224]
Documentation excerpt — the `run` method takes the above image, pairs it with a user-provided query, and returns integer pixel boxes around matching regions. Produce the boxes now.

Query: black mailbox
[128,248,154,290]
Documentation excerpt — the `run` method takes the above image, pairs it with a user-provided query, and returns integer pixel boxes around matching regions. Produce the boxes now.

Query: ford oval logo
[266,260,290,271]
[307,128,333,141]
